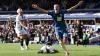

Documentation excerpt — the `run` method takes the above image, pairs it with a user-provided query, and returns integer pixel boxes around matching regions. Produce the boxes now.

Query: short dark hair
[46,42,52,46]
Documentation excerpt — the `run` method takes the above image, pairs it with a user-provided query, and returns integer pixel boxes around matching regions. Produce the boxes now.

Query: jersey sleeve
[16,15,22,21]
[61,9,67,13]
[48,11,53,16]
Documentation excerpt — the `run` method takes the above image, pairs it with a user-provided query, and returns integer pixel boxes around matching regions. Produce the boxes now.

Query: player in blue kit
[32,1,83,56]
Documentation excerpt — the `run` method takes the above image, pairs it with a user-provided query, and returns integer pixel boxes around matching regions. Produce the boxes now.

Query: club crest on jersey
[57,16,62,21]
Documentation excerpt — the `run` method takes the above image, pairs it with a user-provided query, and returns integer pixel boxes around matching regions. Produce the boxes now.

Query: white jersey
[15,15,26,30]
[40,45,55,52]
[15,15,28,37]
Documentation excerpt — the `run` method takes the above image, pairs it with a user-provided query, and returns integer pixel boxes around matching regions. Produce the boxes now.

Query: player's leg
[24,35,30,50]
[82,40,85,46]
[63,33,69,56]
[20,36,24,50]
[58,38,69,56]
[21,29,30,50]
[76,36,79,46]
[15,30,24,50]
[56,32,69,56]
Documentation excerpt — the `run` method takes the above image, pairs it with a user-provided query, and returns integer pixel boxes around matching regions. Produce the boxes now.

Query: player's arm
[67,0,84,12]
[18,20,28,29]
[32,4,48,14]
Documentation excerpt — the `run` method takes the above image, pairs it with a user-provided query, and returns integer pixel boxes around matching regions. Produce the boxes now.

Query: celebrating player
[32,0,83,56]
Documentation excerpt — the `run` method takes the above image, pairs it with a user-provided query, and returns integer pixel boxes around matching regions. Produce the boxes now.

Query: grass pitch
[0,43,100,56]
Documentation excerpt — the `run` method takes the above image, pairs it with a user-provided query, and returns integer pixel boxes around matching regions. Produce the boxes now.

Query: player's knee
[59,41,63,45]
[59,41,67,45]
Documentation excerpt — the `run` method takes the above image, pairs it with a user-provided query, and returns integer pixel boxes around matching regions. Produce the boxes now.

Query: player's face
[54,4,60,13]
[19,9,23,14]
[17,8,23,14]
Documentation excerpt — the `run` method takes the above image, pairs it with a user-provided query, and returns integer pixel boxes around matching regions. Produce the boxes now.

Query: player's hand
[32,4,38,9]
[14,37,20,42]
[25,27,29,30]
[77,1,84,6]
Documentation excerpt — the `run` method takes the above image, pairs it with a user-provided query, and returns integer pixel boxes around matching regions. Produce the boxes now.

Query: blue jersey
[48,9,67,32]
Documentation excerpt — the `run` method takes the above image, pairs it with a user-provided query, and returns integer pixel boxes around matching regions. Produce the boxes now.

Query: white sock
[21,46,24,48]
[26,46,28,48]
[21,46,24,50]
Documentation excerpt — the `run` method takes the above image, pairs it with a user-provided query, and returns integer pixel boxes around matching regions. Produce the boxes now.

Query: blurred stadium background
[0,0,100,56]
[0,0,100,44]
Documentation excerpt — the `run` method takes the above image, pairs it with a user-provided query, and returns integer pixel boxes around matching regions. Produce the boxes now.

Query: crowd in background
[0,20,99,46]
[0,0,100,11]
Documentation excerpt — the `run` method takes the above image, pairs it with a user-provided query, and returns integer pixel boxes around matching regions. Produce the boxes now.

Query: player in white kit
[15,8,30,50]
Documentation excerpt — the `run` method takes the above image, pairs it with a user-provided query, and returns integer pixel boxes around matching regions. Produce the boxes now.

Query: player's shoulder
[16,15,21,18]
[60,9,67,13]
[49,10,55,13]
[48,10,55,15]
[16,15,23,20]
[49,10,53,12]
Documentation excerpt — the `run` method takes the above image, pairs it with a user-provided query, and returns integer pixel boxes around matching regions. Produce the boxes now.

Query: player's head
[17,8,23,14]
[54,4,60,13]
[46,42,52,46]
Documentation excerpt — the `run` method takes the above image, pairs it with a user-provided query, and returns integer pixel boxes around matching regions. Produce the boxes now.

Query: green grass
[0,43,100,56]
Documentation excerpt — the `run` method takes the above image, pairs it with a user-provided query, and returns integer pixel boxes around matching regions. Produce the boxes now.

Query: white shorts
[15,28,28,37]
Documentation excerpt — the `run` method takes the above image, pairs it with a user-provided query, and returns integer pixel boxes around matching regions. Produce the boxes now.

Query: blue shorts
[55,27,68,39]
